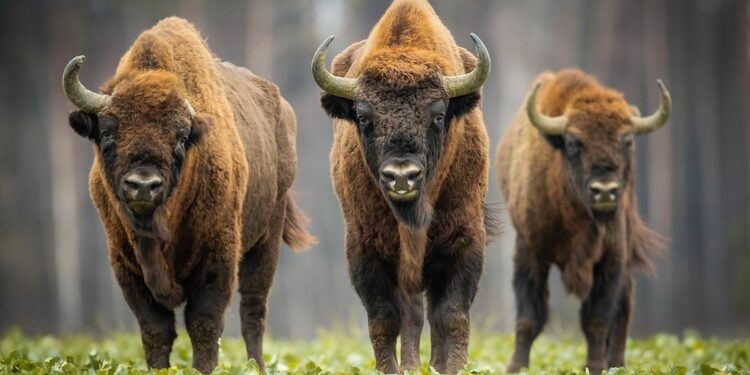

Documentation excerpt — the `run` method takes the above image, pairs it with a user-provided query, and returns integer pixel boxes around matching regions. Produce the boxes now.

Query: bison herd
[61,1,671,374]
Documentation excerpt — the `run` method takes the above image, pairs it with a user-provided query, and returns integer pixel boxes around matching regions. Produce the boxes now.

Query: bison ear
[320,94,356,122]
[543,134,565,149]
[68,110,99,140]
[188,113,212,145]
[447,91,481,122]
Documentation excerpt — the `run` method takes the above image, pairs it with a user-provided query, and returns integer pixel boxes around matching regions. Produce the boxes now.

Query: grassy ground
[0,328,747,374]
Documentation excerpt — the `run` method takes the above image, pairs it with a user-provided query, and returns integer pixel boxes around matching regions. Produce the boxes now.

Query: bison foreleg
[606,274,633,368]
[399,292,424,371]
[112,256,176,370]
[184,241,237,374]
[580,252,624,375]
[238,203,285,373]
[424,246,483,374]
[349,249,400,374]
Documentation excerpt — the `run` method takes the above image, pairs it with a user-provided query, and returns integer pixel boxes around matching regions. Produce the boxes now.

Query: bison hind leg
[238,199,285,373]
[483,202,503,244]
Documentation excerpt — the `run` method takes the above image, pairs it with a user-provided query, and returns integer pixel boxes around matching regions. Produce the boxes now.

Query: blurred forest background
[1,0,749,340]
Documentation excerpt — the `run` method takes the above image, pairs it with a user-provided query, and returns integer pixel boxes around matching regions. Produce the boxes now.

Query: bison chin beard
[386,194,434,231]
[591,208,618,223]
[119,204,171,242]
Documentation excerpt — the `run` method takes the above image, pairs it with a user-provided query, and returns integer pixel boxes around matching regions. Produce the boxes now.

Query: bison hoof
[586,362,606,375]
[506,362,526,373]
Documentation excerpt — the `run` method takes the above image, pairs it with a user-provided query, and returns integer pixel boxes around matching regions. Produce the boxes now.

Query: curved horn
[443,33,491,98]
[526,82,568,135]
[62,56,110,113]
[311,36,357,100]
[631,80,672,134]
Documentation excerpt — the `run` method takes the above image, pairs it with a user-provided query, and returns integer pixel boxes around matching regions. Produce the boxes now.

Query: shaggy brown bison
[62,17,314,374]
[311,0,495,373]
[497,69,671,374]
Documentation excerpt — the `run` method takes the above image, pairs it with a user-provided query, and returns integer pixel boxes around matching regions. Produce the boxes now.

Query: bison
[62,17,314,373]
[496,69,671,374]
[311,0,495,373]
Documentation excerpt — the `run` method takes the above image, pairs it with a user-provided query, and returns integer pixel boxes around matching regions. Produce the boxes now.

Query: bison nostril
[149,179,164,192]
[122,172,164,200]
[406,169,422,182]
[124,179,140,191]
[380,170,396,182]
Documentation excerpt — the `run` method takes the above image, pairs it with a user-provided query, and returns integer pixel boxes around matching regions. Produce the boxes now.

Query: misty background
[1,0,748,340]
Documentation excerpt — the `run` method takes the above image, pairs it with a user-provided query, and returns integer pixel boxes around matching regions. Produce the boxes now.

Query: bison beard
[119,202,171,241]
[62,17,314,374]
[388,188,434,230]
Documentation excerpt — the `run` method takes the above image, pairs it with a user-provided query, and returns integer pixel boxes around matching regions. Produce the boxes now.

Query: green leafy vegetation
[1,328,747,374]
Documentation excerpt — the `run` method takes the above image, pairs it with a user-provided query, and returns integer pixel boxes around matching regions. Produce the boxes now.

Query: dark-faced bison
[497,69,671,374]
[311,0,495,373]
[62,17,314,374]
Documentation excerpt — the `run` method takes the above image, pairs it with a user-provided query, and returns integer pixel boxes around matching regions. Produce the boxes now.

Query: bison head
[63,56,209,239]
[526,79,671,222]
[313,35,490,229]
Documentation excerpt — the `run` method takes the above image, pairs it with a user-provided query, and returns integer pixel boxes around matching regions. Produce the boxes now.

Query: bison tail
[628,209,667,275]
[282,192,317,252]
[483,202,503,245]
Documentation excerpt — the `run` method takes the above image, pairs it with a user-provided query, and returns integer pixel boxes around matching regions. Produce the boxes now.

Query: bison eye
[434,113,445,126]
[356,115,370,129]
[99,129,114,144]
[623,134,634,149]
[175,127,190,146]
[564,135,582,157]
[98,118,118,145]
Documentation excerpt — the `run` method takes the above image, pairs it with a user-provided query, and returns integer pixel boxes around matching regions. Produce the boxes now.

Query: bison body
[63,17,314,373]
[497,69,670,373]
[312,0,494,373]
